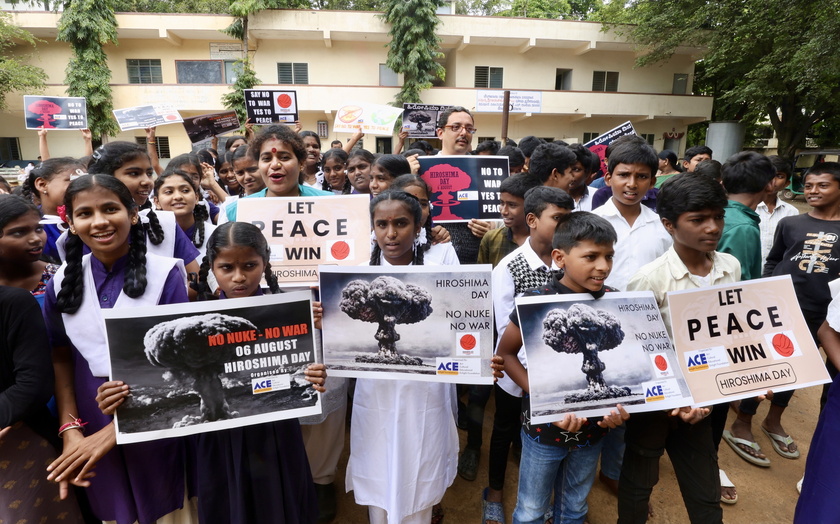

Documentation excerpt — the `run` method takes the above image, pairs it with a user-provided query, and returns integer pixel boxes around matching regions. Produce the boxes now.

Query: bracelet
[58,415,88,438]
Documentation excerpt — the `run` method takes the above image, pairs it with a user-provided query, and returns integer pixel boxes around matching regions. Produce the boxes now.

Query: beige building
[4,8,711,161]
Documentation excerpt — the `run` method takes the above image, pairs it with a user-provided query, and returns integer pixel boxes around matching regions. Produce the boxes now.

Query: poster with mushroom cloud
[103,292,321,444]
[319,265,495,384]
[667,275,831,407]
[516,291,694,423]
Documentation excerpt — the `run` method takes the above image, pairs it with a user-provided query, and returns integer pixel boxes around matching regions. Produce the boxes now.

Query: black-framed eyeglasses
[443,124,477,134]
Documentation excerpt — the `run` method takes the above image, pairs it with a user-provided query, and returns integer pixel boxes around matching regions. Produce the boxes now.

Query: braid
[195,255,217,301]
[342,177,353,195]
[20,176,35,203]
[143,208,165,245]
[56,233,85,313]
[264,262,282,294]
[123,223,148,298]
[422,220,433,252]
[412,242,425,266]
[192,204,209,248]
[320,176,331,192]
[369,244,382,266]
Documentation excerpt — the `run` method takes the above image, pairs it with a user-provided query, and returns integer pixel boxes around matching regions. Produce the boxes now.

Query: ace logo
[437,361,460,375]
[645,384,665,402]
[253,379,273,394]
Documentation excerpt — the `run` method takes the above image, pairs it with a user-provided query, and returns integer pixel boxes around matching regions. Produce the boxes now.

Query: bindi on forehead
[272,148,277,153]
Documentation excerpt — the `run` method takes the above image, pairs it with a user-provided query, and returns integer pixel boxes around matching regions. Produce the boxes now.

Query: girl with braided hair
[43,174,195,524]
[154,171,216,258]
[391,174,459,266]
[346,189,456,524]
[99,221,326,524]
[321,148,352,194]
[22,157,83,263]
[84,141,201,277]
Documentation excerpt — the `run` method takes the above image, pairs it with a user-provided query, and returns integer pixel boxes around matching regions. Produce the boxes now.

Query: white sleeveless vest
[52,252,185,377]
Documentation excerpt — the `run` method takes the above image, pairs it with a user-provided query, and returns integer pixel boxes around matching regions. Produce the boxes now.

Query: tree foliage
[601,0,840,160]
[0,13,48,111]
[456,0,602,19]
[113,0,229,13]
[381,0,445,105]
[57,0,119,139]
[221,59,259,126]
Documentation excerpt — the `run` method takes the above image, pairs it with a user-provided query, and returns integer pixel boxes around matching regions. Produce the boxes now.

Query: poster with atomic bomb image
[667,276,831,407]
[418,155,510,223]
[319,265,495,384]
[24,95,88,130]
[516,291,694,422]
[402,103,451,138]
[102,292,321,444]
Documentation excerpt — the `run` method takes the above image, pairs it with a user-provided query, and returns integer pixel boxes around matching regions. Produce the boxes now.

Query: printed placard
[402,103,451,138]
[667,275,831,406]
[475,90,542,113]
[517,291,694,422]
[319,265,495,384]
[113,104,183,131]
[182,111,241,143]
[103,292,321,444]
[418,155,510,223]
[235,195,370,287]
[583,121,637,175]
[24,95,88,130]
[244,89,298,124]
[333,102,403,136]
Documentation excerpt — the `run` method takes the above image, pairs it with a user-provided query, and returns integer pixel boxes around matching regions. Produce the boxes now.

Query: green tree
[601,0,840,161]
[381,0,445,105]
[0,13,47,111]
[57,0,119,139]
[221,0,309,123]
[113,0,229,13]
[457,0,602,19]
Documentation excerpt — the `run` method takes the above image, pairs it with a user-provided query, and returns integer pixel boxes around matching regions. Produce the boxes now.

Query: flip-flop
[761,426,800,459]
[482,487,506,524]
[722,430,771,467]
[719,468,738,505]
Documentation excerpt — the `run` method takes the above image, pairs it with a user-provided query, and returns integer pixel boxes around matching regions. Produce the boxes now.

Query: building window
[175,60,238,84]
[592,71,619,92]
[640,133,655,145]
[0,137,21,161]
[277,63,309,84]
[136,136,171,159]
[555,69,572,90]
[475,66,503,89]
[127,59,162,84]
[672,73,689,94]
[583,132,600,143]
[379,64,399,87]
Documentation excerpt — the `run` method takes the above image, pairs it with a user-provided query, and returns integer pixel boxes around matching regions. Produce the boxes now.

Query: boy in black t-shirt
[497,211,629,524]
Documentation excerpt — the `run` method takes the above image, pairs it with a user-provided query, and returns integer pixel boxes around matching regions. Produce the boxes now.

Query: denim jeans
[512,429,604,524]
[599,423,625,481]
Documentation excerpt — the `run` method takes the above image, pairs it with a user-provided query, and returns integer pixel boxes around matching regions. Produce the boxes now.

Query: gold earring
[69,226,76,234]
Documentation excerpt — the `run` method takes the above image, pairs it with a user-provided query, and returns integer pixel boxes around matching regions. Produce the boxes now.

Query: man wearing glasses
[436,106,477,155]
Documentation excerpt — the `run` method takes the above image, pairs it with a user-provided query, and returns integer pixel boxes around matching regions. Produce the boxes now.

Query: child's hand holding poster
[667,275,831,406]
[103,292,321,444]
[517,291,694,422]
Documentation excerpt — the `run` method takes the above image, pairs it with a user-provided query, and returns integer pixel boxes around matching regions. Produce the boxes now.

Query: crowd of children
[3,106,840,524]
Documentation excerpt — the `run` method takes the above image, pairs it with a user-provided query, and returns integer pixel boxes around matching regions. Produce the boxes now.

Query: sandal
[722,430,770,467]
[719,469,738,505]
[760,426,800,459]
[482,487,506,524]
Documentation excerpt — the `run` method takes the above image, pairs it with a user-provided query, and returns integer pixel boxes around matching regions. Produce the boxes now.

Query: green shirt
[718,200,761,280]
[477,226,519,267]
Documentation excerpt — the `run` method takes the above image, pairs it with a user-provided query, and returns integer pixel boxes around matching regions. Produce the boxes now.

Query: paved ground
[328,194,818,523]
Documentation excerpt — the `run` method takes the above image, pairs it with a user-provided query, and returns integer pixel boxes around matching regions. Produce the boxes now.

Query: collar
[521,237,557,271]
[726,200,760,221]
[598,196,659,224]
[90,253,129,276]
[664,246,735,281]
